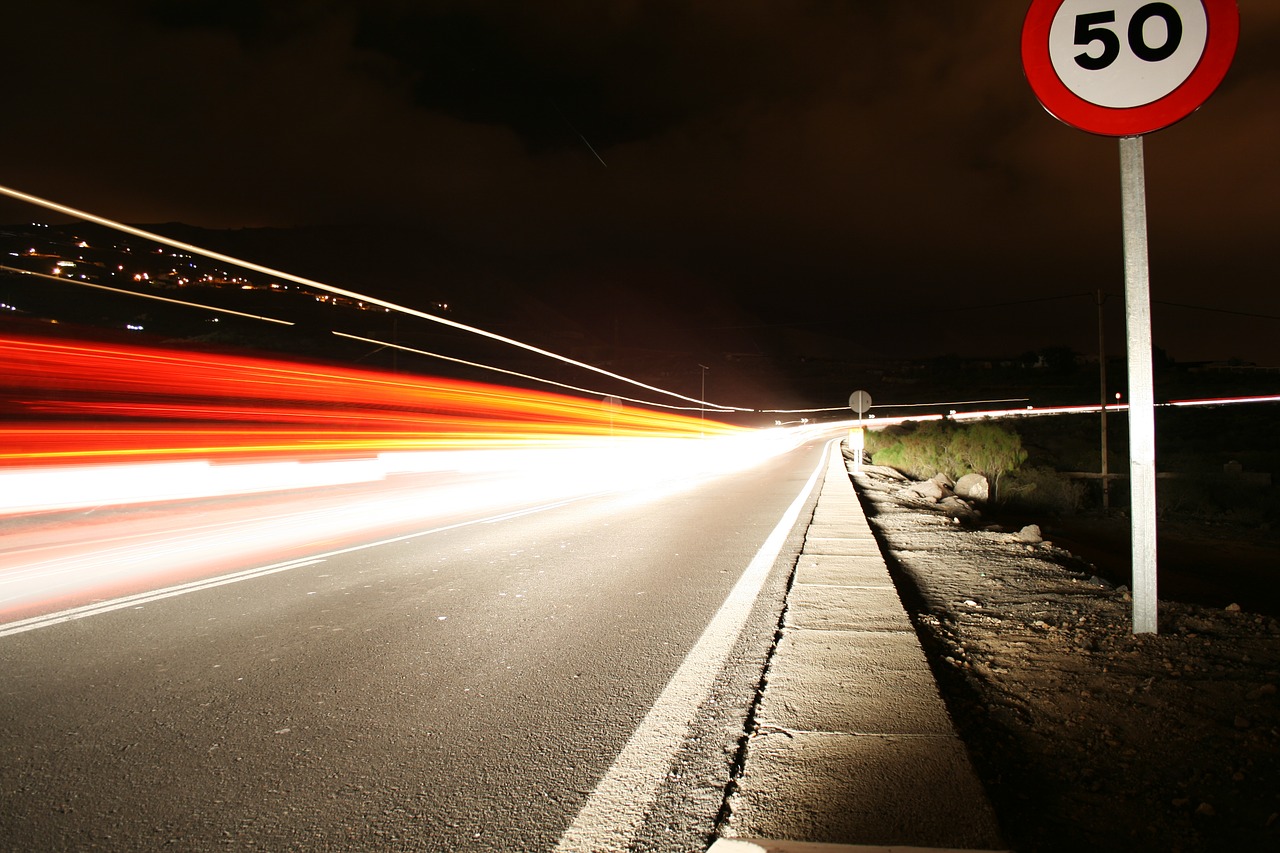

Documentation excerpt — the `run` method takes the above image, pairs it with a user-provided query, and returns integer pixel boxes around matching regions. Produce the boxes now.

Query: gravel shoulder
[851,463,1280,853]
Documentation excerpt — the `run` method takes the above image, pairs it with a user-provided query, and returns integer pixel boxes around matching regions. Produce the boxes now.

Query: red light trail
[0,334,820,626]
[0,334,745,467]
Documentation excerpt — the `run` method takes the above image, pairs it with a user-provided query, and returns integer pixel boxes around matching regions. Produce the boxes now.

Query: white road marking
[0,558,327,637]
[0,497,596,638]
[481,499,586,523]
[554,440,831,852]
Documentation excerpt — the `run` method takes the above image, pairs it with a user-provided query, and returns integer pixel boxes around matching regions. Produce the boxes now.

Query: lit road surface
[0,432,832,851]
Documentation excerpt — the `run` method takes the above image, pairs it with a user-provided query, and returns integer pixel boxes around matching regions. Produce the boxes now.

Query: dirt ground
[850,464,1280,853]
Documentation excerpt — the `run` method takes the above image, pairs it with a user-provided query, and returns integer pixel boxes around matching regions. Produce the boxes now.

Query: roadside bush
[951,421,1028,502]
[863,424,904,460]
[869,419,1027,500]
[868,421,961,480]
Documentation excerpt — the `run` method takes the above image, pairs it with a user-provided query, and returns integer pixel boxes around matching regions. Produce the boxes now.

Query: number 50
[1075,2,1183,70]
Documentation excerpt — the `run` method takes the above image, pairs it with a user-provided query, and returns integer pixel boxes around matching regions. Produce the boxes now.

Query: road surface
[0,433,832,851]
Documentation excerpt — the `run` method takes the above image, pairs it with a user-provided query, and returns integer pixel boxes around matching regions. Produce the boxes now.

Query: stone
[899,479,947,503]
[1014,524,1043,544]
[954,472,990,502]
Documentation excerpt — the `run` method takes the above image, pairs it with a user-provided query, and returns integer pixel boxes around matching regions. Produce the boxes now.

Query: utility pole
[1097,289,1110,509]
[698,364,709,436]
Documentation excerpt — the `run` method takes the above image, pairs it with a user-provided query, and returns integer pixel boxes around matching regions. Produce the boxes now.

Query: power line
[333,332,729,413]
[0,183,752,412]
[927,292,1279,323]
[926,292,1095,314]
[1155,299,1280,321]
[871,397,1031,409]
[1,262,734,413]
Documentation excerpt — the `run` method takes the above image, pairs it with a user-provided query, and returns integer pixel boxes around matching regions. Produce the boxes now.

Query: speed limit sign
[1022,0,1239,135]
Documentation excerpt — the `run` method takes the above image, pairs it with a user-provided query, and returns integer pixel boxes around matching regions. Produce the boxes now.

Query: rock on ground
[851,465,1280,853]
[954,473,990,502]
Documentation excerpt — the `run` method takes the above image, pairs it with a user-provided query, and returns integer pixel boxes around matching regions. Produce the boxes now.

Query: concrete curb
[717,442,1006,851]
[710,840,1008,853]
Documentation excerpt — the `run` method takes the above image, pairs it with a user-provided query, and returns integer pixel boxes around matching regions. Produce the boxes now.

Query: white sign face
[848,390,872,414]
[1048,0,1208,108]
[1023,0,1237,136]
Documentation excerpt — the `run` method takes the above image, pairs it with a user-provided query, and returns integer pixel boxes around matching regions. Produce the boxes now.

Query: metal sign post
[1022,0,1238,633]
[848,390,872,472]
[1119,136,1159,633]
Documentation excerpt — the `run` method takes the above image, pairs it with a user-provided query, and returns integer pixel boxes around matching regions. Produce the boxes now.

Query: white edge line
[0,559,327,637]
[553,438,832,852]
[0,496,595,638]
[482,497,592,523]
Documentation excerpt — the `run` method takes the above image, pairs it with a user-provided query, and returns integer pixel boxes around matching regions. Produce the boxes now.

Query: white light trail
[0,430,813,517]
[1168,394,1280,408]
[0,428,818,629]
[333,331,734,413]
[876,394,1280,425]
[0,183,749,412]
[753,397,1032,417]
[878,397,1031,410]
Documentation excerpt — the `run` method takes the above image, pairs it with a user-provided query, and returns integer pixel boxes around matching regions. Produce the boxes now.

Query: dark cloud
[2,1,1277,368]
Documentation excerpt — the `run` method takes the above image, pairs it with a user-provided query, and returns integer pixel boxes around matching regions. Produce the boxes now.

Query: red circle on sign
[1022,0,1239,136]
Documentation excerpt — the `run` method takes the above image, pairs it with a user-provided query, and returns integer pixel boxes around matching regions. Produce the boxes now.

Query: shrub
[950,421,1028,502]
[869,421,961,480]
[869,419,1027,500]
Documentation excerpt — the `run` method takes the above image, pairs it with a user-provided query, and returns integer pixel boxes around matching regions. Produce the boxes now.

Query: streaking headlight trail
[0,334,745,467]
[0,334,815,626]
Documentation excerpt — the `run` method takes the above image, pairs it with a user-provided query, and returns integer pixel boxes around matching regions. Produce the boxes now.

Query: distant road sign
[1022,0,1239,135]
[848,390,872,415]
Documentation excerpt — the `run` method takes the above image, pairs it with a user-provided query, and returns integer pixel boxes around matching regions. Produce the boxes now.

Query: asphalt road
[0,435,831,851]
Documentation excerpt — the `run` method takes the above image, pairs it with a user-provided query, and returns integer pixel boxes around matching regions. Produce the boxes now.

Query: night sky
[3,1,1278,373]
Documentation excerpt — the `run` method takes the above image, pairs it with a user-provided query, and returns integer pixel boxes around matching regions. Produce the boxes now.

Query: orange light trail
[0,334,746,466]
[0,334,821,622]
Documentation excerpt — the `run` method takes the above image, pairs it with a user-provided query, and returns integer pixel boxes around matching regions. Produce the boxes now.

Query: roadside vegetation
[863,405,1280,525]
[864,420,1027,503]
